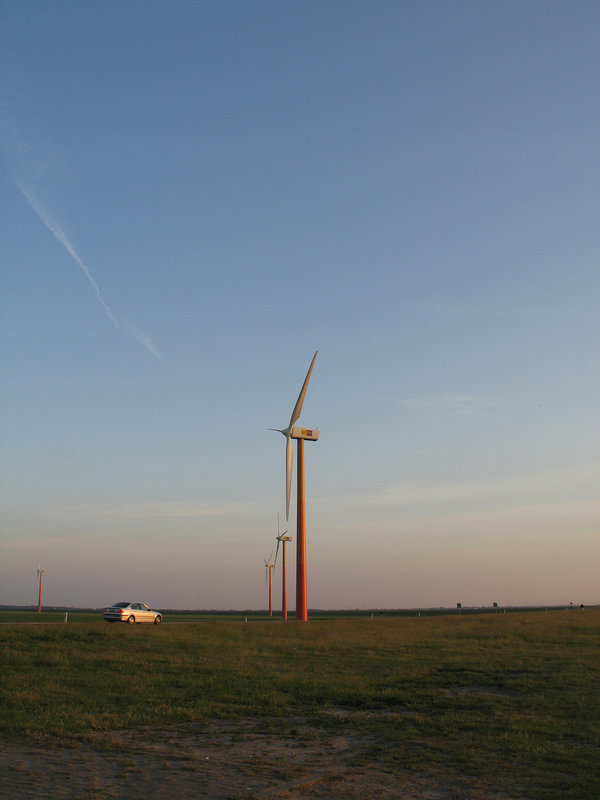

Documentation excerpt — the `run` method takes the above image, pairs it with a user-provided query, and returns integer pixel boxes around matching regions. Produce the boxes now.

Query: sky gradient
[1,1,598,610]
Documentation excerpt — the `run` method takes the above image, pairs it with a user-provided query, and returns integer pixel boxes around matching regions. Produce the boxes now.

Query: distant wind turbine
[264,553,275,617]
[37,566,46,614]
[271,351,319,622]
[274,516,291,621]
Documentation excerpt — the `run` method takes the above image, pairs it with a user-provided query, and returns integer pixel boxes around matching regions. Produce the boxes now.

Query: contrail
[17,181,162,361]
[129,324,163,362]
[18,181,120,329]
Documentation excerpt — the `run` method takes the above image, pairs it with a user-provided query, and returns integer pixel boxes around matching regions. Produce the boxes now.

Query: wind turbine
[37,566,46,614]
[272,351,319,622]
[274,515,292,620]
[264,552,275,617]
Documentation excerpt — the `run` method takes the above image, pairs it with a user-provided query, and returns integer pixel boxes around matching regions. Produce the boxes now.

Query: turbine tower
[272,351,319,622]
[274,515,291,620]
[37,566,46,614]
[264,553,275,617]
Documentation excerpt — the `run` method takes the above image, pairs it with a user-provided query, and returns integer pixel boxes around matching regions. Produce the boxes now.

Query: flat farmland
[1,609,598,799]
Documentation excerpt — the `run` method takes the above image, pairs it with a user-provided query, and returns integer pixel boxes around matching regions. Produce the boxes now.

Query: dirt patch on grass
[1,716,524,800]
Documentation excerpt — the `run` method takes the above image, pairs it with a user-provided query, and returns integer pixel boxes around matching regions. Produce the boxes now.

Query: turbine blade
[289,350,318,429]
[274,538,280,565]
[285,435,293,520]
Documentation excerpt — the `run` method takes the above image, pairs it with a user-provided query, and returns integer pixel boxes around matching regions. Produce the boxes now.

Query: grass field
[1,609,598,799]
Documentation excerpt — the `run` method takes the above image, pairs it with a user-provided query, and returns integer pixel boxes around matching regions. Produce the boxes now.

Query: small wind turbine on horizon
[264,552,275,617]
[271,351,319,622]
[36,566,46,614]
[274,515,291,620]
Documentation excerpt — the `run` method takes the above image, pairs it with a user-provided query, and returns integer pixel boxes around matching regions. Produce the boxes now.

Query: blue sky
[1,1,598,610]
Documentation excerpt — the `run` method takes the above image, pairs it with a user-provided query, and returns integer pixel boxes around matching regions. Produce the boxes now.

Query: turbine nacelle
[291,427,319,441]
[274,426,319,441]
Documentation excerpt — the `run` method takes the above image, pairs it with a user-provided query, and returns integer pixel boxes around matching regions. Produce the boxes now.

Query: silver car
[103,602,163,625]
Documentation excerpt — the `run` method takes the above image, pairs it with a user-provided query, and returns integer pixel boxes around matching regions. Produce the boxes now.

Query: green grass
[2,609,598,799]
[0,609,271,624]
[0,604,574,624]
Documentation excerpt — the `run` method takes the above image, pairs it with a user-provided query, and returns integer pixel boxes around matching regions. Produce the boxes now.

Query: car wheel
[154,615,162,625]
[127,615,135,624]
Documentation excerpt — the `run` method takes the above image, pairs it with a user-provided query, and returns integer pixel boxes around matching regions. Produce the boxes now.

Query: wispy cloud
[41,499,255,522]
[335,461,600,513]
[399,301,567,318]
[402,392,495,419]
[16,180,162,362]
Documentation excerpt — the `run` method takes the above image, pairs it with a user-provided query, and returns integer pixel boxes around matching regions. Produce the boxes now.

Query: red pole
[37,570,44,613]
[268,566,273,617]
[281,540,287,620]
[296,438,307,621]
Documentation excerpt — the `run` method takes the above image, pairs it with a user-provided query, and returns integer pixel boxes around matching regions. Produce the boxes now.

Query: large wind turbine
[272,351,319,622]
[274,516,291,620]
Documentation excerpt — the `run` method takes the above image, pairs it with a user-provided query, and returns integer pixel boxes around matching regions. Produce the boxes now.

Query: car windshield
[113,602,129,608]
